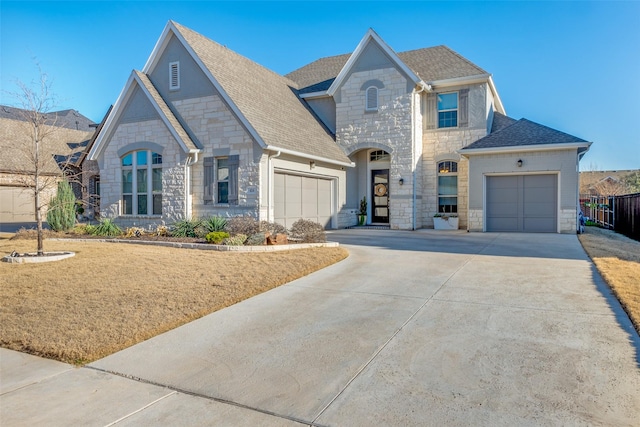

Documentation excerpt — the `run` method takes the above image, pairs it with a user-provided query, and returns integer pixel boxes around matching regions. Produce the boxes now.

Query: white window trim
[121,150,162,216]
[437,92,458,128]
[169,61,180,91]
[437,160,458,214]
[365,86,378,112]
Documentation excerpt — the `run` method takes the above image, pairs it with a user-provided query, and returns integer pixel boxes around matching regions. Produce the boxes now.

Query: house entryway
[371,169,389,224]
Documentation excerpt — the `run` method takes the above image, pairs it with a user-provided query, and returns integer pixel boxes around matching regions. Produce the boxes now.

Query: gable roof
[88,70,198,160]
[0,105,95,131]
[325,29,424,97]
[287,45,487,95]
[162,22,352,166]
[460,117,591,154]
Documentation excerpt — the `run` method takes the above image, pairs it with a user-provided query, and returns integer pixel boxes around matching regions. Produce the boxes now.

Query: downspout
[267,150,281,222]
[185,151,199,219]
[412,82,431,230]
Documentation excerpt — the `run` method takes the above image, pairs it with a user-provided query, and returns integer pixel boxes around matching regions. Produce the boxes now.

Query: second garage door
[274,173,333,229]
[486,174,557,232]
[0,186,35,223]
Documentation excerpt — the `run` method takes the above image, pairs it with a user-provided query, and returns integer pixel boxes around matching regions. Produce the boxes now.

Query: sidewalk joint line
[103,391,176,426]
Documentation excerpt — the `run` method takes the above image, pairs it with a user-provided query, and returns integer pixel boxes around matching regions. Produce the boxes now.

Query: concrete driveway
[2,230,639,425]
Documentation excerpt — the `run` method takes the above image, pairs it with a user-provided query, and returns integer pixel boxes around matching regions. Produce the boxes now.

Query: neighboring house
[88,21,592,233]
[0,106,94,224]
[579,170,639,196]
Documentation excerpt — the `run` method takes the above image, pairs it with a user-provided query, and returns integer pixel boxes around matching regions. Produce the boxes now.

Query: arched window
[121,150,162,215]
[437,161,457,213]
[365,86,378,111]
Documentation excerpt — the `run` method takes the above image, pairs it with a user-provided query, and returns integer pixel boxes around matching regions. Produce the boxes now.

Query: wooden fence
[581,193,640,241]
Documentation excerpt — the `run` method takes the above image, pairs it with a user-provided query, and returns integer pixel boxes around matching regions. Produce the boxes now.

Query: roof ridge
[172,22,300,89]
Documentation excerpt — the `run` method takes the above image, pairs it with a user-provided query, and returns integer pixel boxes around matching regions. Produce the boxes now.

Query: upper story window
[169,61,180,90]
[365,86,378,111]
[121,150,162,215]
[438,92,458,128]
[437,161,458,213]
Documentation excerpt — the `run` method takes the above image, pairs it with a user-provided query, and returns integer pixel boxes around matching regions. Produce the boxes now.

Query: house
[579,169,639,196]
[87,21,592,233]
[0,106,94,225]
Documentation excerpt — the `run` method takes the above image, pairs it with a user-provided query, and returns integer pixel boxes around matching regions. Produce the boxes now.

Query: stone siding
[173,95,261,219]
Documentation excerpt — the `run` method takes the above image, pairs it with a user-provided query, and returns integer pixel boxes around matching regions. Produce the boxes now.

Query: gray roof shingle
[173,22,351,165]
[0,105,95,131]
[461,118,588,151]
[490,112,518,133]
[286,45,488,94]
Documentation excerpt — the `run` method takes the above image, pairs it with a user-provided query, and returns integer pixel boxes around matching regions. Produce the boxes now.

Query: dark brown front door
[371,169,389,223]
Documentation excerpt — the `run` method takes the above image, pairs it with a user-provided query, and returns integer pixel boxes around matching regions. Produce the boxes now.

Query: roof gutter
[458,141,593,157]
[267,145,355,168]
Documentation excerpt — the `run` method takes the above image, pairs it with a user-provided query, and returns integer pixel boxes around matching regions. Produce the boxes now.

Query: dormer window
[365,86,378,111]
[169,61,180,90]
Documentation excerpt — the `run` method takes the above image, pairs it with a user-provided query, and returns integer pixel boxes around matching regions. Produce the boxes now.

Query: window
[370,150,390,162]
[437,161,457,213]
[217,157,229,204]
[365,86,378,111]
[121,150,162,215]
[169,61,180,90]
[438,92,458,128]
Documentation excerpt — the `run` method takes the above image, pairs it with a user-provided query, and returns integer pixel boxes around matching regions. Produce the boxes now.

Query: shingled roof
[173,22,351,165]
[461,117,588,151]
[0,105,95,131]
[286,45,488,94]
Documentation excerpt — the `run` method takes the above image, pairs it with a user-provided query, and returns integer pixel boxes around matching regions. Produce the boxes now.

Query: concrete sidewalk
[2,231,639,426]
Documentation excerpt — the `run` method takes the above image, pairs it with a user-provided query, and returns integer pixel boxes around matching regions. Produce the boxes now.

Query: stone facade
[173,95,261,219]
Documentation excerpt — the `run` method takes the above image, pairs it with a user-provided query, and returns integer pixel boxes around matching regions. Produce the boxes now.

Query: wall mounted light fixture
[517,159,523,167]
[399,177,404,185]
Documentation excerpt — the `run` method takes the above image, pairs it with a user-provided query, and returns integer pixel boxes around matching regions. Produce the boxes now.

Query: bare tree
[6,67,64,255]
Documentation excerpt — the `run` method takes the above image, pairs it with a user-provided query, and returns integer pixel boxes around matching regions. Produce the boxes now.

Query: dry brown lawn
[578,226,640,333]
[0,237,348,364]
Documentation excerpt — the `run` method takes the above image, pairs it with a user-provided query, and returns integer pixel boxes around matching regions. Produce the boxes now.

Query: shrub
[246,232,267,246]
[259,220,287,236]
[47,181,76,232]
[92,218,122,237]
[125,227,145,238]
[202,216,227,233]
[226,216,259,235]
[205,231,230,244]
[289,219,326,243]
[155,225,169,236]
[171,218,203,237]
[223,234,247,246]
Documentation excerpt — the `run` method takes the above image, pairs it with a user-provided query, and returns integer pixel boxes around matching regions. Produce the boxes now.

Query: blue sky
[1,1,638,170]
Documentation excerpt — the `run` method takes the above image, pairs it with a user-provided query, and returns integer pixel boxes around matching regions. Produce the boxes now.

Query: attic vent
[169,61,180,90]
[365,86,378,111]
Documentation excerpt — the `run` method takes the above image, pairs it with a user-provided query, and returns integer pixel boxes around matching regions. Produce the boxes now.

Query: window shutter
[203,157,214,202]
[425,93,436,130]
[458,89,469,127]
[227,155,239,205]
[169,61,180,90]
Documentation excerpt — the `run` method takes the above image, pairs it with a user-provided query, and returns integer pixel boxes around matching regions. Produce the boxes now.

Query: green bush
[203,216,227,233]
[92,218,122,237]
[171,218,203,237]
[246,232,266,246]
[223,234,247,246]
[289,219,326,243]
[47,181,76,232]
[205,231,230,244]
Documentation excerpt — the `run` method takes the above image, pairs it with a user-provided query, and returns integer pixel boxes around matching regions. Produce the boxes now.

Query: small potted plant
[358,196,367,226]
[433,212,458,230]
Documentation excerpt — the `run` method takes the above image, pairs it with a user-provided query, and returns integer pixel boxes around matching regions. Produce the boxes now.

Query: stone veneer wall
[335,67,417,230]
[81,159,100,218]
[99,120,186,228]
[173,95,261,219]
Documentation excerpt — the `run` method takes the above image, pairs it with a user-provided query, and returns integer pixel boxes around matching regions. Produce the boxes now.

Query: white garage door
[274,173,333,229]
[486,174,557,232]
[0,186,35,223]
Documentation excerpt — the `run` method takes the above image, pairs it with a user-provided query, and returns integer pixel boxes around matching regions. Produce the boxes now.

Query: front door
[371,169,389,223]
